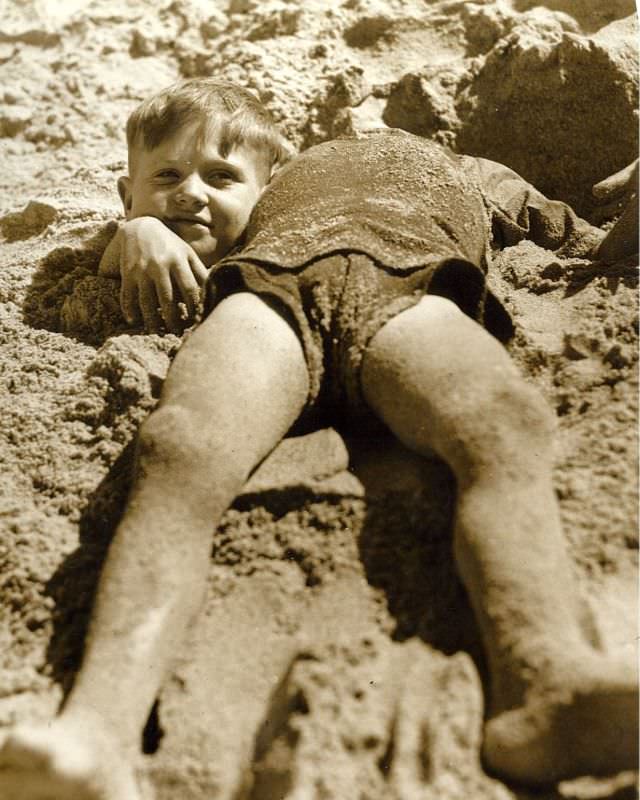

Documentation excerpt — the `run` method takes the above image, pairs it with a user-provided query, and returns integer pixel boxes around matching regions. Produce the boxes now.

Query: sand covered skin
[0,1,638,798]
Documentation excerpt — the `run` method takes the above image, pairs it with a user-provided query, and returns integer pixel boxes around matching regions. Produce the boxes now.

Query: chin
[195,247,221,267]
[186,239,219,266]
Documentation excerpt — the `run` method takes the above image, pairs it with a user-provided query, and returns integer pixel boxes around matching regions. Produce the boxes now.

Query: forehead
[131,118,266,175]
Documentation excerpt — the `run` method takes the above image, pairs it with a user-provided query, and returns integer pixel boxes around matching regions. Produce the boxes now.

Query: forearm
[98,216,168,277]
[592,186,638,261]
[98,223,123,276]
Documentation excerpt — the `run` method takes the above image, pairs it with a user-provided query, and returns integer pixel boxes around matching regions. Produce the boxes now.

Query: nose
[175,174,208,209]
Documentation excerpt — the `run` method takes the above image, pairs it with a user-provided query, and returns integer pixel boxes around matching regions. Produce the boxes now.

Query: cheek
[132,187,167,215]
[225,193,259,232]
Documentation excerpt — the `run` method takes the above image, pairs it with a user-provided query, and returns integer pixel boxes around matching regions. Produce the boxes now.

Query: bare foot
[483,657,639,785]
[0,715,144,800]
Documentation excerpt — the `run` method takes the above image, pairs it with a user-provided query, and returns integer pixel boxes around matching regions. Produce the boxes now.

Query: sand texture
[0,1,638,798]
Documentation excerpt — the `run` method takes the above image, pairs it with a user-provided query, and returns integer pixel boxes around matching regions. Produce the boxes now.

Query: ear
[260,161,284,195]
[117,176,133,218]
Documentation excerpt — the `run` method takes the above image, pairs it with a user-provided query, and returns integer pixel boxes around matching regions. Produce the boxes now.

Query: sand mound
[0,1,637,798]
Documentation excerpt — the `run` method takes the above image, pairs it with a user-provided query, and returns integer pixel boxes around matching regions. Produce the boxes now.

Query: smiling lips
[168,216,213,229]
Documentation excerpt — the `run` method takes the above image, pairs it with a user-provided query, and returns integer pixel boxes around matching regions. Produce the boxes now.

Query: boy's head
[118,78,294,265]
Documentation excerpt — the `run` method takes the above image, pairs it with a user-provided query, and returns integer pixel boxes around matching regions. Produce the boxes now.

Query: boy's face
[120,119,269,266]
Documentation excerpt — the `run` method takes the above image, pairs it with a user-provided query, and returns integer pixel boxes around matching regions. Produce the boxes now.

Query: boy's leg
[361,295,637,785]
[0,293,309,799]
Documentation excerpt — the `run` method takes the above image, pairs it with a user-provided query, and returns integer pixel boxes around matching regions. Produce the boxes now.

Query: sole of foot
[483,675,638,786]
[0,722,143,800]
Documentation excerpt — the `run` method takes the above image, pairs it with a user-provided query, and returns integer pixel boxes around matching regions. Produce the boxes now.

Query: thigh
[207,257,351,413]
[160,292,310,466]
[360,294,533,473]
[321,253,495,429]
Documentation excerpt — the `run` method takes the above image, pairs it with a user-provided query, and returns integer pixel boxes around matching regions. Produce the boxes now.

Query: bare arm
[98,217,208,332]
[98,224,123,277]
[591,160,638,261]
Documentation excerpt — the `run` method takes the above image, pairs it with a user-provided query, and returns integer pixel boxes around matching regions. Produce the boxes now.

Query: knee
[459,372,556,475]
[136,405,203,467]
[135,404,247,483]
[494,374,555,441]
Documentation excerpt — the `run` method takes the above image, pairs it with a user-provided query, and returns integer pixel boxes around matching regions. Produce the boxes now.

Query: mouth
[166,217,213,230]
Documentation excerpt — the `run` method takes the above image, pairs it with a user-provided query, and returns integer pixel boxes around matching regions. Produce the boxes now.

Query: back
[237,128,490,270]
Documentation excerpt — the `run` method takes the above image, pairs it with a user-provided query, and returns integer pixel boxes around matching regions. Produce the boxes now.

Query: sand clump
[0,1,637,798]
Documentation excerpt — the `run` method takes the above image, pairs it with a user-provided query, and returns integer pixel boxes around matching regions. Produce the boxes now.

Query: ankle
[59,704,138,756]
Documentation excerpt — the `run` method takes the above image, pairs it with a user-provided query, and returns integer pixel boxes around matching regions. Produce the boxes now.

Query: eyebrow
[156,156,242,172]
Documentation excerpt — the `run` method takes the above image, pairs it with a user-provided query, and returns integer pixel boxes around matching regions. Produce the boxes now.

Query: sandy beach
[0,1,637,797]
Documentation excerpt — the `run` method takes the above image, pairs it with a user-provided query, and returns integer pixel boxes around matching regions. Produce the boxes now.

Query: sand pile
[0,1,637,798]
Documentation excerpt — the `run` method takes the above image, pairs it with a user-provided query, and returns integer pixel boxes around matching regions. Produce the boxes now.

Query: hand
[591,160,638,261]
[592,159,638,209]
[118,217,209,332]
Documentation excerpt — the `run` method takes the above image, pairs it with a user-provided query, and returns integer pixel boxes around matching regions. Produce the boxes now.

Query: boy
[0,78,636,799]
[95,78,294,334]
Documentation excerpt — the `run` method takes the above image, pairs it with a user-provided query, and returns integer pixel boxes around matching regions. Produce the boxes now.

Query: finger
[592,177,627,203]
[155,272,181,333]
[592,159,639,201]
[120,274,141,325]
[138,281,163,333]
[188,252,209,286]
[172,264,202,320]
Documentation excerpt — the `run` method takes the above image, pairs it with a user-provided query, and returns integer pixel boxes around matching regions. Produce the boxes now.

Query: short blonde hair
[126,78,294,176]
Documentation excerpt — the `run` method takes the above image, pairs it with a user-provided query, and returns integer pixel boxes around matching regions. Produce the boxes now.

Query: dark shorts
[205,253,511,432]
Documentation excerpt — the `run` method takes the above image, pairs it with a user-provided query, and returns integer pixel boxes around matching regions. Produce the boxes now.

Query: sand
[0,1,637,798]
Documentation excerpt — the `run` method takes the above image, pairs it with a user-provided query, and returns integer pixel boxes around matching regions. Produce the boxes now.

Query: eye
[154,169,180,182]
[207,170,235,186]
